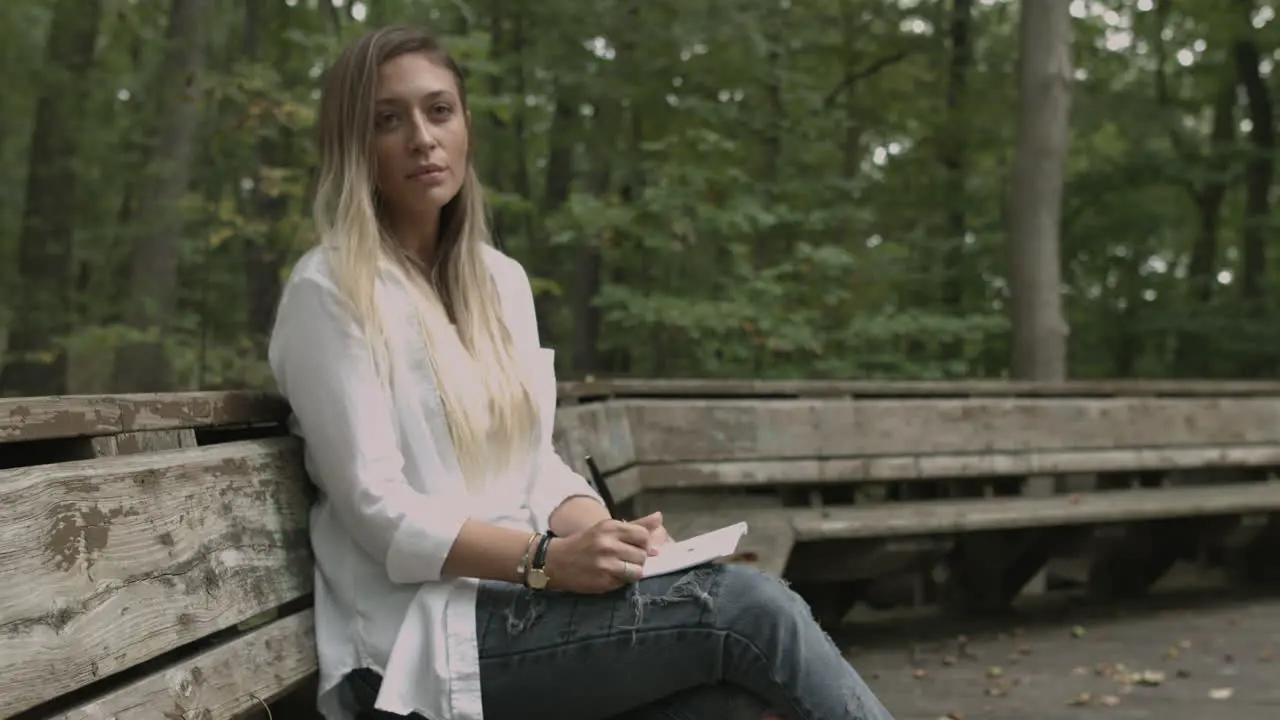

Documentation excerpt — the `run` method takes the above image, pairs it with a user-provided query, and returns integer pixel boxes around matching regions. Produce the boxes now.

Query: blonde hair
[313,26,538,489]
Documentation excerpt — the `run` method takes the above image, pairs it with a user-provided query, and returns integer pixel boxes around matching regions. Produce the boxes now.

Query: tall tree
[1007,0,1072,381]
[113,0,208,392]
[0,0,104,396]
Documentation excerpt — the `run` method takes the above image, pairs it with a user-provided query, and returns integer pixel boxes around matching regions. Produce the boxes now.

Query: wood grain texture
[786,481,1280,540]
[556,378,1280,400]
[633,444,1280,489]
[552,403,634,474]
[622,397,1280,462]
[91,428,198,457]
[0,391,289,442]
[664,482,1280,545]
[0,438,313,718]
[52,610,317,720]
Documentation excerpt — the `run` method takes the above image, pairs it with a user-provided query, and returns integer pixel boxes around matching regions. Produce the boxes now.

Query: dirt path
[840,590,1280,720]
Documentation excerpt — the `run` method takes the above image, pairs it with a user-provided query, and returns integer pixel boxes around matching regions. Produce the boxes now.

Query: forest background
[0,0,1274,397]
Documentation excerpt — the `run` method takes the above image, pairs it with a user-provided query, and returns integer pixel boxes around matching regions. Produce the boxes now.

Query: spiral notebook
[642,521,750,578]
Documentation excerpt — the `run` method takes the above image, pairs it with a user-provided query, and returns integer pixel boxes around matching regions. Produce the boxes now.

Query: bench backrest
[0,392,314,719]
[553,386,1280,499]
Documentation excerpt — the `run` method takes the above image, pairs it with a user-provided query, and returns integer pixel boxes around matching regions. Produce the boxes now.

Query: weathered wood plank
[552,402,634,475]
[0,438,312,718]
[623,398,1280,462]
[632,444,1280,489]
[52,610,317,720]
[666,483,1280,551]
[91,428,199,457]
[788,481,1280,540]
[0,391,289,443]
[557,378,1280,400]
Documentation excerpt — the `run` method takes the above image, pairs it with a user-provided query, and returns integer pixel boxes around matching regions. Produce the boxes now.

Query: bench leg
[1086,520,1189,599]
[943,528,1059,615]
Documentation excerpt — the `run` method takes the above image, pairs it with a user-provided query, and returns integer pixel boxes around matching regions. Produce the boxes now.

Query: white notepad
[642,521,750,578]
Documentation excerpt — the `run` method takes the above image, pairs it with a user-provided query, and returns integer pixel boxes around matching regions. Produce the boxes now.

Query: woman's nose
[408,112,438,151]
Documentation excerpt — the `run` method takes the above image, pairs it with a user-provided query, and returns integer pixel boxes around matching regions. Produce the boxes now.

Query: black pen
[584,454,618,518]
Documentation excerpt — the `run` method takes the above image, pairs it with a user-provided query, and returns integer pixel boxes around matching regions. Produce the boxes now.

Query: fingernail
[648,546,659,556]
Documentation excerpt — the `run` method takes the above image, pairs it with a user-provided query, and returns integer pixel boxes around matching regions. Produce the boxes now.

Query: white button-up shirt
[269,244,602,720]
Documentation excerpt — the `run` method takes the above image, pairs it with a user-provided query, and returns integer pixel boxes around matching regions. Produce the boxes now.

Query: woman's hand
[544,519,652,594]
[630,511,672,552]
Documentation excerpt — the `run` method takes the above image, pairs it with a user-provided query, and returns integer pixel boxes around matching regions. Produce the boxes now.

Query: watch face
[528,570,549,589]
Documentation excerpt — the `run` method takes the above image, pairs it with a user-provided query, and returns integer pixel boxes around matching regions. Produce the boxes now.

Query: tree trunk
[241,0,286,362]
[1007,0,1072,381]
[0,0,103,396]
[113,0,207,392]
[939,0,973,359]
[1233,0,1272,375]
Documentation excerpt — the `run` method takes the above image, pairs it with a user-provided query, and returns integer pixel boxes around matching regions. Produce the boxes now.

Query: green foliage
[1,0,1279,394]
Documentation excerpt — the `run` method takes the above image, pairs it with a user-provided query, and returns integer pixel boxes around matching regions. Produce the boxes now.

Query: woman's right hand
[545,519,652,594]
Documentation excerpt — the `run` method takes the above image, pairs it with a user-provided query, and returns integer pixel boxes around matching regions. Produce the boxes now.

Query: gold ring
[622,561,635,582]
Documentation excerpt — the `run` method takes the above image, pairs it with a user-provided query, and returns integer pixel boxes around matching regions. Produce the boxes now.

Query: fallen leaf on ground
[1135,669,1166,686]
[912,668,929,680]
[1070,625,1087,639]
[986,666,1003,678]
[1067,692,1092,706]
[1098,694,1121,707]
[1208,687,1234,700]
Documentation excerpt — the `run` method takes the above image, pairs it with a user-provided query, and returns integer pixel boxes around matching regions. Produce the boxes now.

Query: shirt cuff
[384,498,469,584]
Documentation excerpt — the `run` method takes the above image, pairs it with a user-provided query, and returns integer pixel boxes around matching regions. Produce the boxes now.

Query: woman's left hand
[631,511,672,555]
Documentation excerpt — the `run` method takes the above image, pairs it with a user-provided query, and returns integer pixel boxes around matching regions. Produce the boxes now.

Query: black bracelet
[531,532,554,575]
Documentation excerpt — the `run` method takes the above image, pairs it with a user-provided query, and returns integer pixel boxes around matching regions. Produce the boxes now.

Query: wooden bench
[10,380,1280,715]
[0,392,315,719]
[553,381,1280,618]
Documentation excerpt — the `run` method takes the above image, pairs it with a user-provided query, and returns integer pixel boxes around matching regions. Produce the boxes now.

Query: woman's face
[372,52,469,222]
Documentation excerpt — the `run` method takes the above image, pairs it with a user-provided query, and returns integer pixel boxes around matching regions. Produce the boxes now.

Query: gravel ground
[840,586,1280,720]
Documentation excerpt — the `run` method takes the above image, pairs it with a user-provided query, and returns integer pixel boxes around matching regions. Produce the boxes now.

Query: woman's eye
[430,103,453,118]
[375,111,398,128]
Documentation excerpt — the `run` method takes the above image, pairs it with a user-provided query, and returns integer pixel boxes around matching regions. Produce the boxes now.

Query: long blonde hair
[312,26,538,489]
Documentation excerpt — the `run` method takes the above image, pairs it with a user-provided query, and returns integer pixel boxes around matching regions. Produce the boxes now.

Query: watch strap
[531,533,554,575]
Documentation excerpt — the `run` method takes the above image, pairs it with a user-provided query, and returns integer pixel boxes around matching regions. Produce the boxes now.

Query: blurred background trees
[1,0,1277,395]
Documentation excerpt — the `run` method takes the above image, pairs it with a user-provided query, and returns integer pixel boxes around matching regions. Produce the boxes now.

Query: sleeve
[269,275,468,584]
[530,441,606,532]
[502,260,605,530]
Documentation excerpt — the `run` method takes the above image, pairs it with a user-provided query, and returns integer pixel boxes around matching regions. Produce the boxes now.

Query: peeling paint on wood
[91,428,198,456]
[0,392,289,442]
[0,438,313,718]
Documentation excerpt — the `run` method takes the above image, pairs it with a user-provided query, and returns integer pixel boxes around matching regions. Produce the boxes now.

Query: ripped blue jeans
[476,563,895,720]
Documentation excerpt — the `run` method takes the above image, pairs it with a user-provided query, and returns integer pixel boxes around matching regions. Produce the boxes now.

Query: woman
[269,25,895,720]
